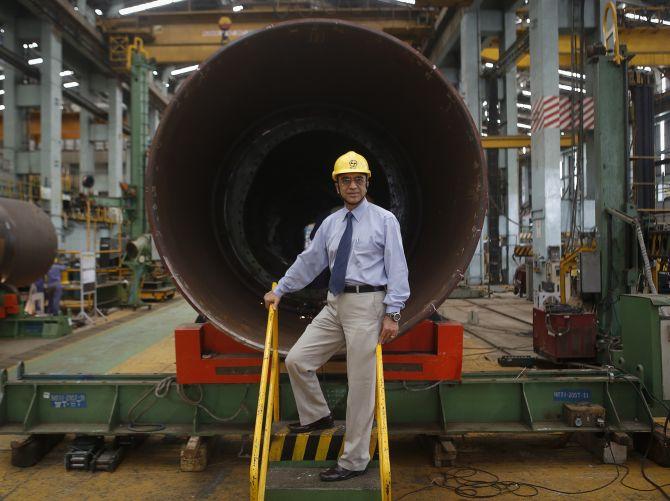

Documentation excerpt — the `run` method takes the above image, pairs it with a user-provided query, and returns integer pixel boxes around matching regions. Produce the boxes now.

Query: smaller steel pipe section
[0,198,57,287]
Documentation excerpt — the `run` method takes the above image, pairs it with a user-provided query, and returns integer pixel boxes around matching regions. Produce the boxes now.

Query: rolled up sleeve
[382,216,410,313]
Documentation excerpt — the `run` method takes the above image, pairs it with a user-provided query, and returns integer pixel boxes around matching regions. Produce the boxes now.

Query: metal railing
[250,283,280,501]
[249,284,392,500]
[375,343,392,501]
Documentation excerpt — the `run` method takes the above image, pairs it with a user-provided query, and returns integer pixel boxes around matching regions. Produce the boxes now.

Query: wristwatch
[386,312,401,322]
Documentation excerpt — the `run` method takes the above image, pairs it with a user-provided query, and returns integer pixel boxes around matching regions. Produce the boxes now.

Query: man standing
[263,151,409,482]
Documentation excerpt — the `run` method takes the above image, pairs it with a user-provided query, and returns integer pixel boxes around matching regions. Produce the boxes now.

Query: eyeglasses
[337,175,367,186]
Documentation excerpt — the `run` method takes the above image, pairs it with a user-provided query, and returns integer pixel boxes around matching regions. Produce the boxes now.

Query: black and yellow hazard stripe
[268,425,378,461]
[514,245,533,257]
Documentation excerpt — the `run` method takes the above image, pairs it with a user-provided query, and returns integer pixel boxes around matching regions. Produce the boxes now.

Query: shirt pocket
[352,235,382,264]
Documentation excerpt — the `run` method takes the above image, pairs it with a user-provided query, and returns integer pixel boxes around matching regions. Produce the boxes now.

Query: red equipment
[533,307,597,361]
[175,319,463,384]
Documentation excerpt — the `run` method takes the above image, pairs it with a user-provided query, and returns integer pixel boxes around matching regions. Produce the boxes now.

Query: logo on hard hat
[349,159,358,168]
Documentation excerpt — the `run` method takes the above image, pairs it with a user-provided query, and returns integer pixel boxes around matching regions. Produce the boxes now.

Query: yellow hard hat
[331,151,372,181]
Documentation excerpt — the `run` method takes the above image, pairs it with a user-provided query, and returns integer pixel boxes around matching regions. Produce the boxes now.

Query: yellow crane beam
[481,28,670,68]
[100,8,437,65]
[481,135,577,149]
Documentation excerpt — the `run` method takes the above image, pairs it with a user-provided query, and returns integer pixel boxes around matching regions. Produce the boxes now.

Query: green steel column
[586,54,629,340]
[130,50,151,238]
[40,21,63,243]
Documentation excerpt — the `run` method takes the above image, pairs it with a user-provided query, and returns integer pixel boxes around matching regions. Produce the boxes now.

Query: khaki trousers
[285,290,385,471]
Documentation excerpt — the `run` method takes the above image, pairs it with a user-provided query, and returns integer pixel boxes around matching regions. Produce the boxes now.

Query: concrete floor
[2,292,670,499]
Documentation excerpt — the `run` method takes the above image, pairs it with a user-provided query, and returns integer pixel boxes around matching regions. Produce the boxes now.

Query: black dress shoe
[287,414,334,433]
[320,464,367,482]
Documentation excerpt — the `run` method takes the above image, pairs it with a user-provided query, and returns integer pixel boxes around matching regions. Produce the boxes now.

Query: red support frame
[175,319,463,384]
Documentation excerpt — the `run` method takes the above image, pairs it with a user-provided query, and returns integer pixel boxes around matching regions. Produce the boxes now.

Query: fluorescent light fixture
[0,75,5,80]
[28,57,43,65]
[0,90,4,95]
[0,105,5,111]
[517,103,531,109]
[152,70,158,75]
[522,146,527,154]
[559,83,586,93]
[558,69,585,79]
[625,12,670,25]
[171,64,198,76]
[22,43,27,49]
[394,0,416,3]
[521,90,531,97]
[95,8,103,15]
[60,70,74,77]
[28,42,38,49]
[484,62,494,68]
[232,5,244,12]
[482,100,488,106]
[119,0,187,16]
[74,5,79,10]
[518,123,531,129]
[63,81,79,88]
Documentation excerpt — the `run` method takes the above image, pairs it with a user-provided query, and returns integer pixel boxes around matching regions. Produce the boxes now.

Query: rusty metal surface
[0,198,57,287]
[147,19,487,354]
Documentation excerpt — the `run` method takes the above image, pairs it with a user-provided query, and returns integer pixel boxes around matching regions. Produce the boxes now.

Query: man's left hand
[379,316,399,344]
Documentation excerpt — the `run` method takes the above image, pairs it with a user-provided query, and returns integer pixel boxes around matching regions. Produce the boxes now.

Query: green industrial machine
[619,295,670,416]
[0,298,71,339]
[123,234,151,309]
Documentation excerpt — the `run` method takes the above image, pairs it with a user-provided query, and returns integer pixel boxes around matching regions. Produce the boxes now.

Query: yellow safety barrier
[250,283,280,501]
[375,343,392,501]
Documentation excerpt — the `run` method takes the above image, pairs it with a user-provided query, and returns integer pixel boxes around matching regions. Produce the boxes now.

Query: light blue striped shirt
[274,198,410,313]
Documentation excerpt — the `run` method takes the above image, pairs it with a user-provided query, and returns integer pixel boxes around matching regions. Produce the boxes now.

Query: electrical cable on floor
[395,463,623,499]
[126,376,250,432]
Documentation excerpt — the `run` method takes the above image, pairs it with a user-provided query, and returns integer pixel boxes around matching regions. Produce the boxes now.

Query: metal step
[265,462,380,501]
[269,421,378,462]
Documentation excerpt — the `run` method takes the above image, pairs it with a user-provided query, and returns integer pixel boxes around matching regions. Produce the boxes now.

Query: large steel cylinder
[147,19,487,354]
[0,198,57,287]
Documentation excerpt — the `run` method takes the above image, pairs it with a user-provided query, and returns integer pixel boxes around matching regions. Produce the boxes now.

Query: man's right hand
[263,291,280,310]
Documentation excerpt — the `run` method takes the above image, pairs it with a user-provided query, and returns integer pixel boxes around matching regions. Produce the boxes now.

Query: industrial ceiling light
[518,123,531,129]
[558,69,585,79]
[60,70,74,77]
[119,0,187,16]
[95,9,103,15]
[28,57,43,65]
[0,105,5,111]
[63,81,79,88]
[0,75,5,80]
[171,64,199,76]
[232,5,243,12]
[0,90,4,95]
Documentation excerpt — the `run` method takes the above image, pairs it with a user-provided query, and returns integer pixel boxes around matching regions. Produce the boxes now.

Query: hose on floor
[126,376,250,432]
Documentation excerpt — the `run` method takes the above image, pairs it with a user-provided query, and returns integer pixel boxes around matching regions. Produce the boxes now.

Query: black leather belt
[343,285,386,293]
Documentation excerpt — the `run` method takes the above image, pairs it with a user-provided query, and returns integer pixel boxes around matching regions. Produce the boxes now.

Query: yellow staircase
[250,294,392,500]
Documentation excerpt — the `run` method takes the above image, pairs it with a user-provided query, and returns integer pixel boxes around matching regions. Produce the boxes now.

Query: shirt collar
[343,198,369,222]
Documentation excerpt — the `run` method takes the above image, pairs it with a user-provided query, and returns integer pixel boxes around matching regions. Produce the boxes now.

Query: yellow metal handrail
[250,284,280,501]
[375,344,392,501]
